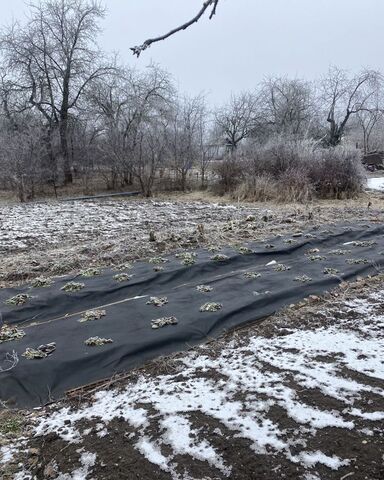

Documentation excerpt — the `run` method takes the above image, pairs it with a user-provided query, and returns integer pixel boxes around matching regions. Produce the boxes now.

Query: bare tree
[0,0,109,183]
[131,0,220,57]
[259,77,315,137]
[321,66,382,147]
[215,92,259,151]
[168,95,206,191]
[90,64,174,190]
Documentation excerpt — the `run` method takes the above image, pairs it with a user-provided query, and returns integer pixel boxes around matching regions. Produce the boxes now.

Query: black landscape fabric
[1,222,384,408]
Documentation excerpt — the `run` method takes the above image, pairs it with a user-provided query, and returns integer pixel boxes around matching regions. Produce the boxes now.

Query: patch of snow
[56,452,96,480]
[136,437,169,471]
[367,177,384,191]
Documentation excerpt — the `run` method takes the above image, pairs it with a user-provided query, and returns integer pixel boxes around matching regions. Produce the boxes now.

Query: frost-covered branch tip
[131,0,220,57]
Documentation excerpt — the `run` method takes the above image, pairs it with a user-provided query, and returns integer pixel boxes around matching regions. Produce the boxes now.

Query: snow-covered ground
[0,200,246,253]
[6,289,382,479]
[367,177,384,191]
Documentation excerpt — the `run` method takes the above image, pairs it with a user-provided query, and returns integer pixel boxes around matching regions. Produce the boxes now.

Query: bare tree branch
[131,0,220,57]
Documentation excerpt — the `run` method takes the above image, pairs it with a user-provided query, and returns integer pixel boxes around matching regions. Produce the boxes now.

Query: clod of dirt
[146,297,168,307]
[151,316,178,329]
[5,293,32,306]
[200,302,222,312]
[22,343,56,359]
[0,325,26,344]
[61,282,85,292]
[84,337,113,346]
[79,310,106,323]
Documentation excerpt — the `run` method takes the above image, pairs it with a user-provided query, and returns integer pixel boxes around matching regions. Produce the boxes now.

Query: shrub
[309,146,365,199]
[227,138,365,201]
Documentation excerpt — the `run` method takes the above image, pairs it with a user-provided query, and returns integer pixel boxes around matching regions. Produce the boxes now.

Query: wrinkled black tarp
[1,223,383,408]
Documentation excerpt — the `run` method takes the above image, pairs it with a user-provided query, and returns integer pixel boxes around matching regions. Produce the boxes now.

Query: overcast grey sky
[2,0,384,105]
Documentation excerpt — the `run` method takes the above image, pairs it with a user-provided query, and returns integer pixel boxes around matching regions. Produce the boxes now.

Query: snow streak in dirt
[19,294,384,478]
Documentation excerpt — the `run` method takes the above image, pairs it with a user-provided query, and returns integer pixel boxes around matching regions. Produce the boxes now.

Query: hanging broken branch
[131,0,220,57]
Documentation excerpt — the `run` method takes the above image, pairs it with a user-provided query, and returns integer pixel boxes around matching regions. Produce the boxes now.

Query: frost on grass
[30,291,384,478]
[148,256,168,265]
[61,282,85,293]
[210,254,229,262]
[196,284,213,293]
[175,252,197,266]
[30,276,53,288]
[200,302,222,312]
[294,275,312,283]
[324,267,339,275]
[146,296,168,307]
[243,271,261,279]
[273,263,291,272]
[151,316,178,330]
[22,342,56,359]
[113,273,133,283]
[84,337,113,346]
[79,310,106,323]
[0,325,25,344]
[80,267,101,277]
[5,294,32,306]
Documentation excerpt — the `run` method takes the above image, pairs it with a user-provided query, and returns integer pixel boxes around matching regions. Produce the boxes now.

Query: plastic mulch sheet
[1,222,383,408]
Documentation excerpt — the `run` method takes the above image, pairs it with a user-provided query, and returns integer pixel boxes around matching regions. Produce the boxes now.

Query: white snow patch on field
[0,200,256,253]
[26,293,384,478]
[367,177,384,191]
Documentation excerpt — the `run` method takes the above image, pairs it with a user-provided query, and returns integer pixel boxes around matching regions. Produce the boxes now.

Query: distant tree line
[0,0,383,201]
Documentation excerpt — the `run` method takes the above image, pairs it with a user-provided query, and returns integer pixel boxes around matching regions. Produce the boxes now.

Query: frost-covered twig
[0,350,19,373]
[131,0,220,57]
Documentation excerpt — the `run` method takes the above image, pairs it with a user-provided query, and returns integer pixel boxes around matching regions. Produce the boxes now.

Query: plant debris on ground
[61,282,85,293]
[5,294,31,306]
[79,310,106,323]
[146,297,168,307]
[84,337,113,346]
[22,343,56,360]
[151,316,178,329]
[0,325,25,344]
[199,302,222,312]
